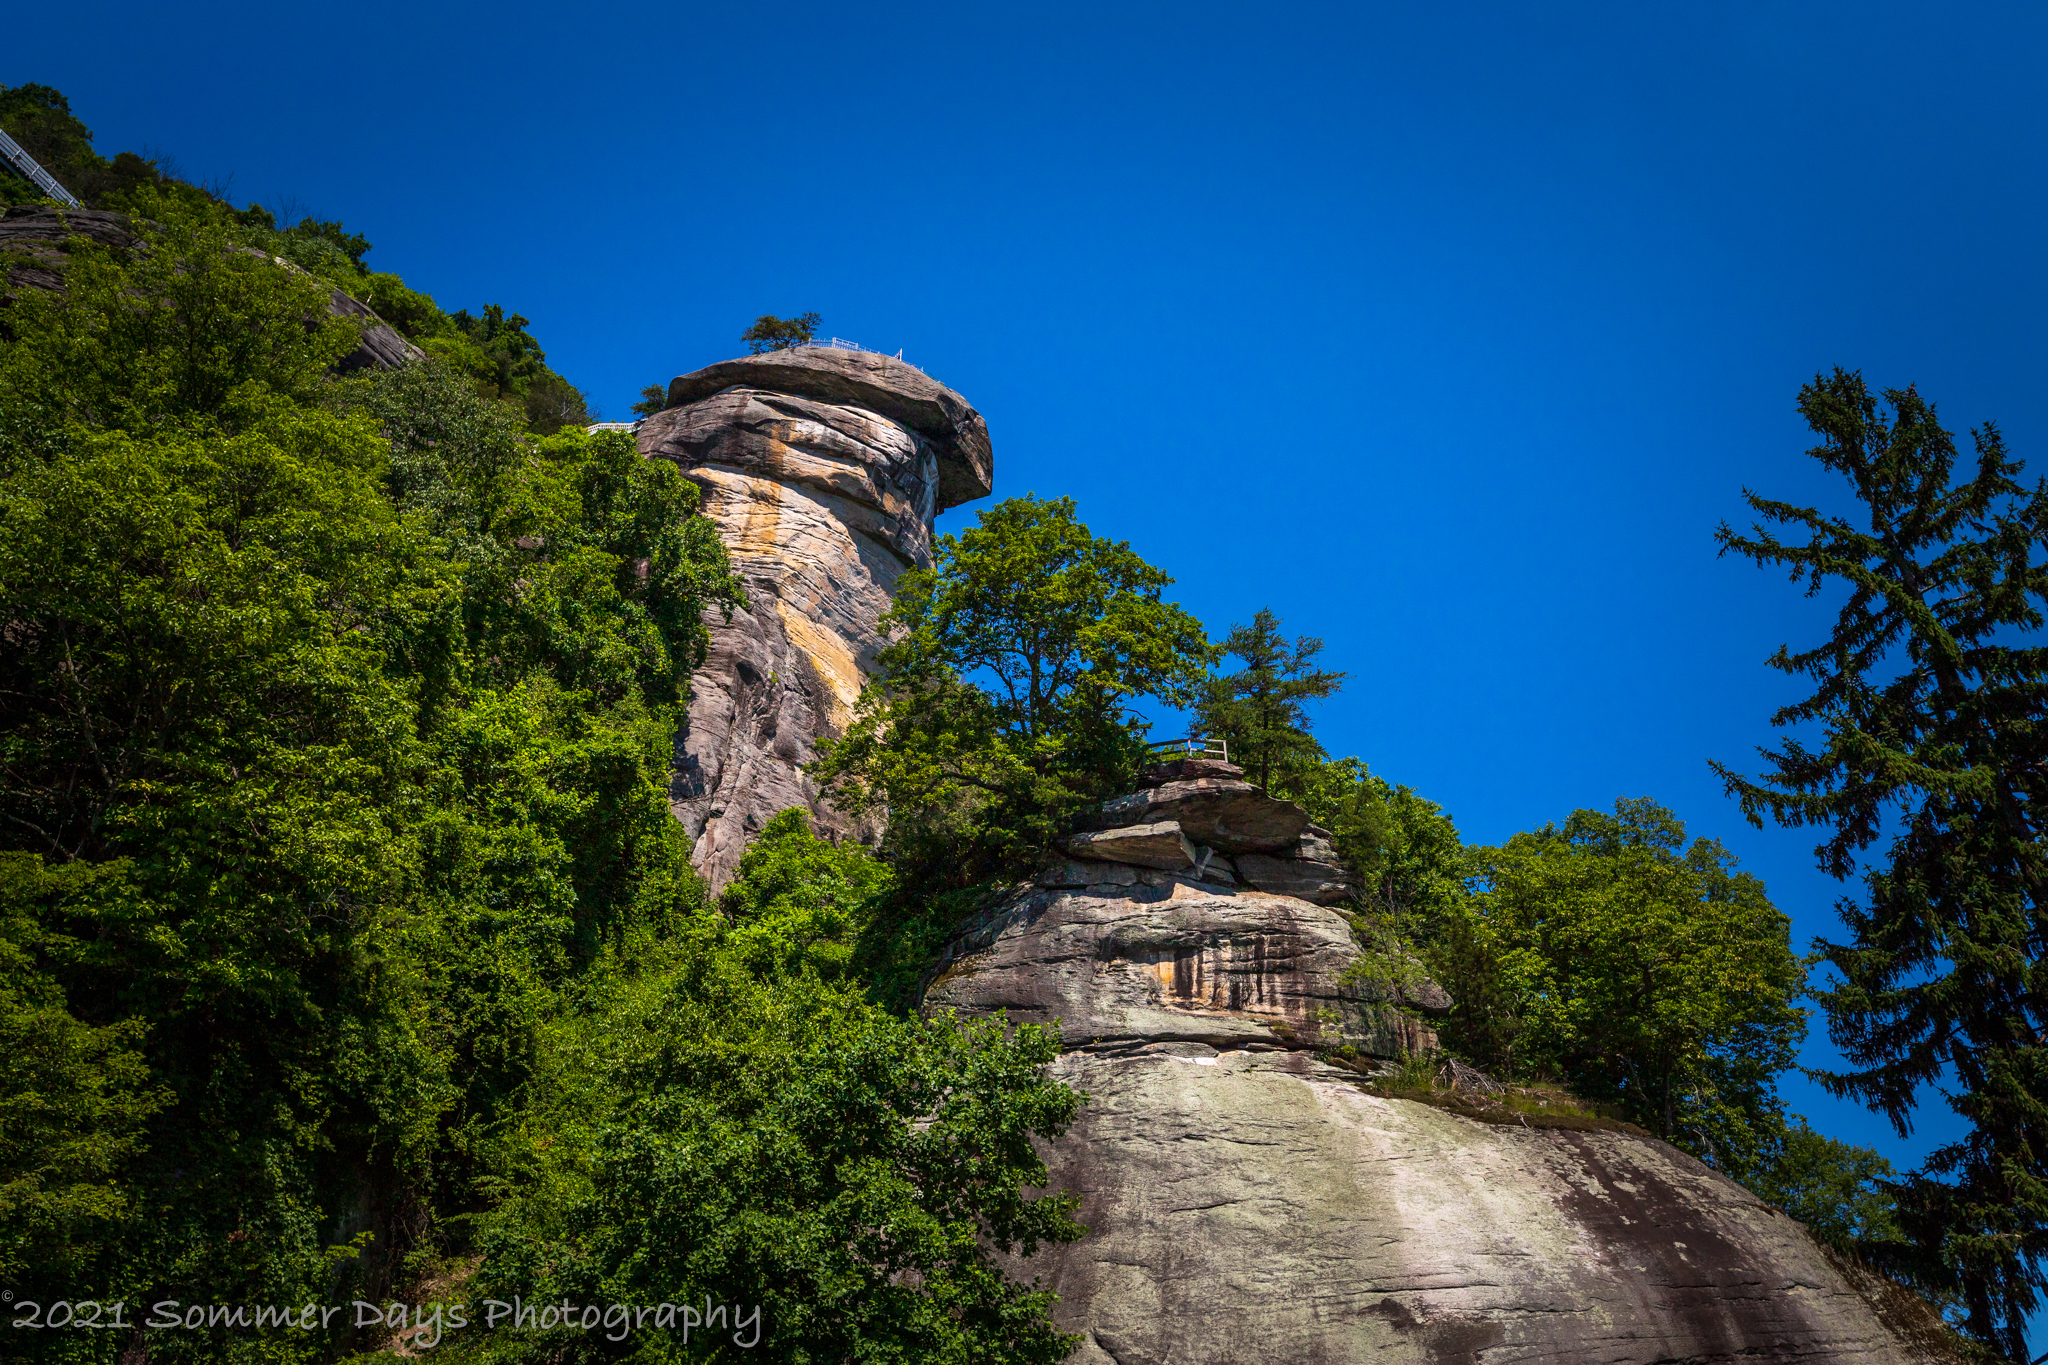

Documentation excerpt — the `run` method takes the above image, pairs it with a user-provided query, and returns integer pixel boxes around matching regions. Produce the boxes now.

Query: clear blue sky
[12,1,2047,1187]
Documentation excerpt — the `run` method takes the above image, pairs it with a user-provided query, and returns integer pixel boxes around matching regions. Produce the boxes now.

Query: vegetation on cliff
[1,82,596,436]
[815,493,1214,888]
[0,172,1085,1362]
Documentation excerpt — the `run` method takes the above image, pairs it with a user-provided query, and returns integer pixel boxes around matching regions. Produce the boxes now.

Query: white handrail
[802,338,926,375]
[0,126,82,208]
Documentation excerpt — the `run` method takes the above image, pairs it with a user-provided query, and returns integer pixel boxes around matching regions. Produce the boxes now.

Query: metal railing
[0,125,82,208]
[1148,735,1229,763]
[799,337,928,376]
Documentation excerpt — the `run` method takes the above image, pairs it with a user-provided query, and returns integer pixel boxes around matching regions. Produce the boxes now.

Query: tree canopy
[742,311,823,353]
[814,493,1213,883]
[1437,799,1807,1172]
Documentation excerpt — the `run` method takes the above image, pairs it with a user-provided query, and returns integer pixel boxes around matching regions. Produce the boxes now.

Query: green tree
[1749,1118,1904,1251]
[1714,369,2048,1356]
[1443,799,1807,1175]
[814,494,1213,883]
[1294,758,1466,930]
[0,194,364,448]
[630,381,669,417]
[741,311,823,353]
[1198,607,1345,793]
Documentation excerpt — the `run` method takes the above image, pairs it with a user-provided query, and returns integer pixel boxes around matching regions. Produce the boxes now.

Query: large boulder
[1234,850,1354,904]
[1018,1045,1955,1365]
[1138,755,1244,786]
[662,345,992,512]
[1081,778,1311,854]
[1064,821,1198,871]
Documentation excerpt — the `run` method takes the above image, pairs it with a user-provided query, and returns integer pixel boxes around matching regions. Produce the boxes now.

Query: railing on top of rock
[1147,735,1229,764]
[799,337,930,378]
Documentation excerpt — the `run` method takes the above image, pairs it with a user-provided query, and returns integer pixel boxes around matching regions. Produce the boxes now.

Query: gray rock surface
[1235,850,1355,904]
[1138,755,1244,786]
[1023,1046,1956,1365]
[926,879,1440,1058]
[928,873,1958,1364]
[0,206,424,374]
[636,349,992,890]
[1082,777,1311,853]
[1064,821,1198,871]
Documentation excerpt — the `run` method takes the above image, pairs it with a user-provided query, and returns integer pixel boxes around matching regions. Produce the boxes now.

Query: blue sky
[12,0,2048,1183]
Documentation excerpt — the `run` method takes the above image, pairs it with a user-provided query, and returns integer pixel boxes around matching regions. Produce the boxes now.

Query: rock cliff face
[635,347,992,891]
[924,772,1958,1365]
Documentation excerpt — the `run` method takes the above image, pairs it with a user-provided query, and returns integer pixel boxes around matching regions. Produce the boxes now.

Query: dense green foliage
[1433,799,1807,1173]
[1196,608,1345,792]
[1717,370,2048,1356]
[461,811,1084,1365]
[741,312,822,353]
[1749,1118,1904,1251]
[0,187,1085,1363]
[0,84,199,211]
[815,493,1213,887]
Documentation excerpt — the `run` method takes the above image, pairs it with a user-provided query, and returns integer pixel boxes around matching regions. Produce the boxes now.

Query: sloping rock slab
[1013,1048,1959,1365]
[1235,852,1354,905]
[1065,821,1196,870]
[1081,778,1309,853]
[925,882,1434,1057]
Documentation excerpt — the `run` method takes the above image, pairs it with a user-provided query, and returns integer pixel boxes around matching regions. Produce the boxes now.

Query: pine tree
[1199,608,1345,792]
[631,382,668,417]
[1714,368,2048,1358]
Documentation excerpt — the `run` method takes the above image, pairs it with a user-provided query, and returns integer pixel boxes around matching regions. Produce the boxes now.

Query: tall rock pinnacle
[636,346,993,891]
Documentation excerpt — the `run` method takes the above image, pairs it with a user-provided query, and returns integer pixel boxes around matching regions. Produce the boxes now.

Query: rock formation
[924,768,1960,1365]
[646,348,1956,1360]
[0,205,424,374]
[635,346,993,891]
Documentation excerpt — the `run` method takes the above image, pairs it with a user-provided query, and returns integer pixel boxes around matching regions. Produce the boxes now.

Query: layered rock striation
[922,768,1958,1364]
[1069,756,1357,903]
[636,347,993,890]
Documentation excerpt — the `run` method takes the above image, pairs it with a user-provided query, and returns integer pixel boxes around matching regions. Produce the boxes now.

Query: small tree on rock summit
[742,312,823,354]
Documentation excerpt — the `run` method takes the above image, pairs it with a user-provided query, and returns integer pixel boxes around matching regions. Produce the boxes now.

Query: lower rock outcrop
[926,804,1956,1363]
[928,876,1439,1058]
